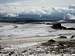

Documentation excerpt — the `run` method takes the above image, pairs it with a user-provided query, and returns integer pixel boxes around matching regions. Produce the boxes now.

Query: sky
[0,0,75,7]
[0,0,75,16]
[0,0,75,19]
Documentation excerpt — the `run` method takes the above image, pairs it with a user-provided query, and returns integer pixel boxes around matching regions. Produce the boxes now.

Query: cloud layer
[0,0,75,7]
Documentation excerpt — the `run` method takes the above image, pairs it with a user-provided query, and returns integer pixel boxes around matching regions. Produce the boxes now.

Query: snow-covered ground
[0,23,75,44]
[0,22,75,56]
[0,23,50,38]
[0,23,75,39]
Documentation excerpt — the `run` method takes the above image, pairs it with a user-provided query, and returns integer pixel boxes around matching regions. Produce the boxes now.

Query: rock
[71,35,75,38]
[51,23,66,29]
[67,28,75,30]
[8,51,15,56]
[58,36,67,39]
[41,39,56,46]
[51,23,75,30]
[48,39,56,43]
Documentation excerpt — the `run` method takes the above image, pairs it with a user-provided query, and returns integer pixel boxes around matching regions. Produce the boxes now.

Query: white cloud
[0,0,75,8]
[0,0,75,17]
